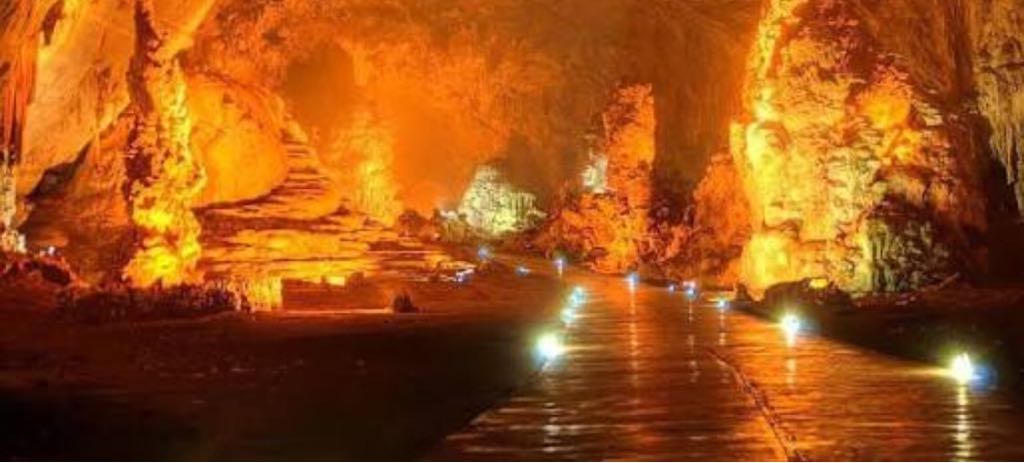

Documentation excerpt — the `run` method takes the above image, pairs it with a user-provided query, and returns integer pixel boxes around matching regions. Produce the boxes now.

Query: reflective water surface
[431,270,1024,461]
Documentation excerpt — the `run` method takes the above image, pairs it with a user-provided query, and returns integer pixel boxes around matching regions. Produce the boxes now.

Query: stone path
[431,267,1024,461]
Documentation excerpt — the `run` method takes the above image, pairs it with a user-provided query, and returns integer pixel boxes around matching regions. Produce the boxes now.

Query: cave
[4,0,1024,460]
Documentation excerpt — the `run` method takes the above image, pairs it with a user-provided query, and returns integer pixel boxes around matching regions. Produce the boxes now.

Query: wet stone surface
[430,270,1024,461]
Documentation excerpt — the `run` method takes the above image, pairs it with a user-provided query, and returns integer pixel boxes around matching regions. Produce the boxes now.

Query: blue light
[627,272,639,292]
[477,246,491,261]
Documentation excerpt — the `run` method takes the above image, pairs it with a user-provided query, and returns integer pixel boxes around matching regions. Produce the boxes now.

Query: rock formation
[730,0,987,295]
[539,84,656,273]
[120,0,210,287]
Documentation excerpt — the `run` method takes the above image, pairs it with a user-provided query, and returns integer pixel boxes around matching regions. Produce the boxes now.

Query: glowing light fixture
[949,353,977,385]
[561,307,577,325]
[568,286,586,307]
[454,269,474,284]
[780,313,802,345]
[536,332,565,362]
[716,299,729,310]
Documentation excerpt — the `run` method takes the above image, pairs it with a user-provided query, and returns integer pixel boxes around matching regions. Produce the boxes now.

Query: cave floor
[0,267,565,460]
[5,263,1024,460]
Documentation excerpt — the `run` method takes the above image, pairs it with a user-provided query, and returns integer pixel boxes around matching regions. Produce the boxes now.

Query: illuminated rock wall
[540,84,656,273]
[324,109,402,225]
[456,165,545,239]
[121,0,209,287]
[967,0,1024,211]
[731,0,987,295]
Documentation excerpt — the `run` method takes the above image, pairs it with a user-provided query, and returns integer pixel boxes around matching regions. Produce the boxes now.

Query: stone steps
[198,127,463,283]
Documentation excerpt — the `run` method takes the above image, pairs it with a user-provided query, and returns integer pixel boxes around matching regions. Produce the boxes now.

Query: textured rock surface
[967,0,1024,211]
[730,0,987,295]
[539,84,656,273]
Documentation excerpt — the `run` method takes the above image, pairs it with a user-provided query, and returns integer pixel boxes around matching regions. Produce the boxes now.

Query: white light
[780,313,802,345]
[454,269,473,284]
[561,308,577,325]
[536,333,565,362]
[668,284,677,293]
[516,265,531,276]
[950,353,977,385]
[716,299,729,310]
[554,256,566,276]
[627,273,639,292]
[568,287,586,307]
[477,246,491,261]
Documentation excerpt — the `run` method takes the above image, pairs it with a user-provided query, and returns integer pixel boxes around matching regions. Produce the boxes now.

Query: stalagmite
[121,0,206,287]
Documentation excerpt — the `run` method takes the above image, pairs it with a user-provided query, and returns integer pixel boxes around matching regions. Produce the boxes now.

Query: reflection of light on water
[954,385,973,462]
[629,295,639,388]
[786,357,797,388]
[627,272,639,293]
[554,256,566,276]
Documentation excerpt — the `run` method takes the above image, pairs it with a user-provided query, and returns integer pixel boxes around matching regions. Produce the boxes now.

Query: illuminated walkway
[431,268,1024,461]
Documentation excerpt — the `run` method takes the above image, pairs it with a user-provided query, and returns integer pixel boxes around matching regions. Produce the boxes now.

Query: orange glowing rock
[121,0,206,288]
[731,0,986,296]
[539,84,656,274]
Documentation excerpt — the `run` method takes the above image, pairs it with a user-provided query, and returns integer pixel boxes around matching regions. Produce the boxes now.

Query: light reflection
[953,385,973,461]
[516,265,531,276]
[786,357,797,388]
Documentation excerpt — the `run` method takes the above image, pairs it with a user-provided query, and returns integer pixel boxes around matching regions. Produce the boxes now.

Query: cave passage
[3,0,1024,460]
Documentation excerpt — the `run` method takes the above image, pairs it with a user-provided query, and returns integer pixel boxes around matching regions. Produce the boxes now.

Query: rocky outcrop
[120,0,209,287]
[967,0,1024,212]
[539,84,656,273]
[455,165,545,239]
[730,0,988,295]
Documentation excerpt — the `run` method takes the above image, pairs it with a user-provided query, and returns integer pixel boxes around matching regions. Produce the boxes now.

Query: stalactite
[0,11,40,253]
[121,0,206,287]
